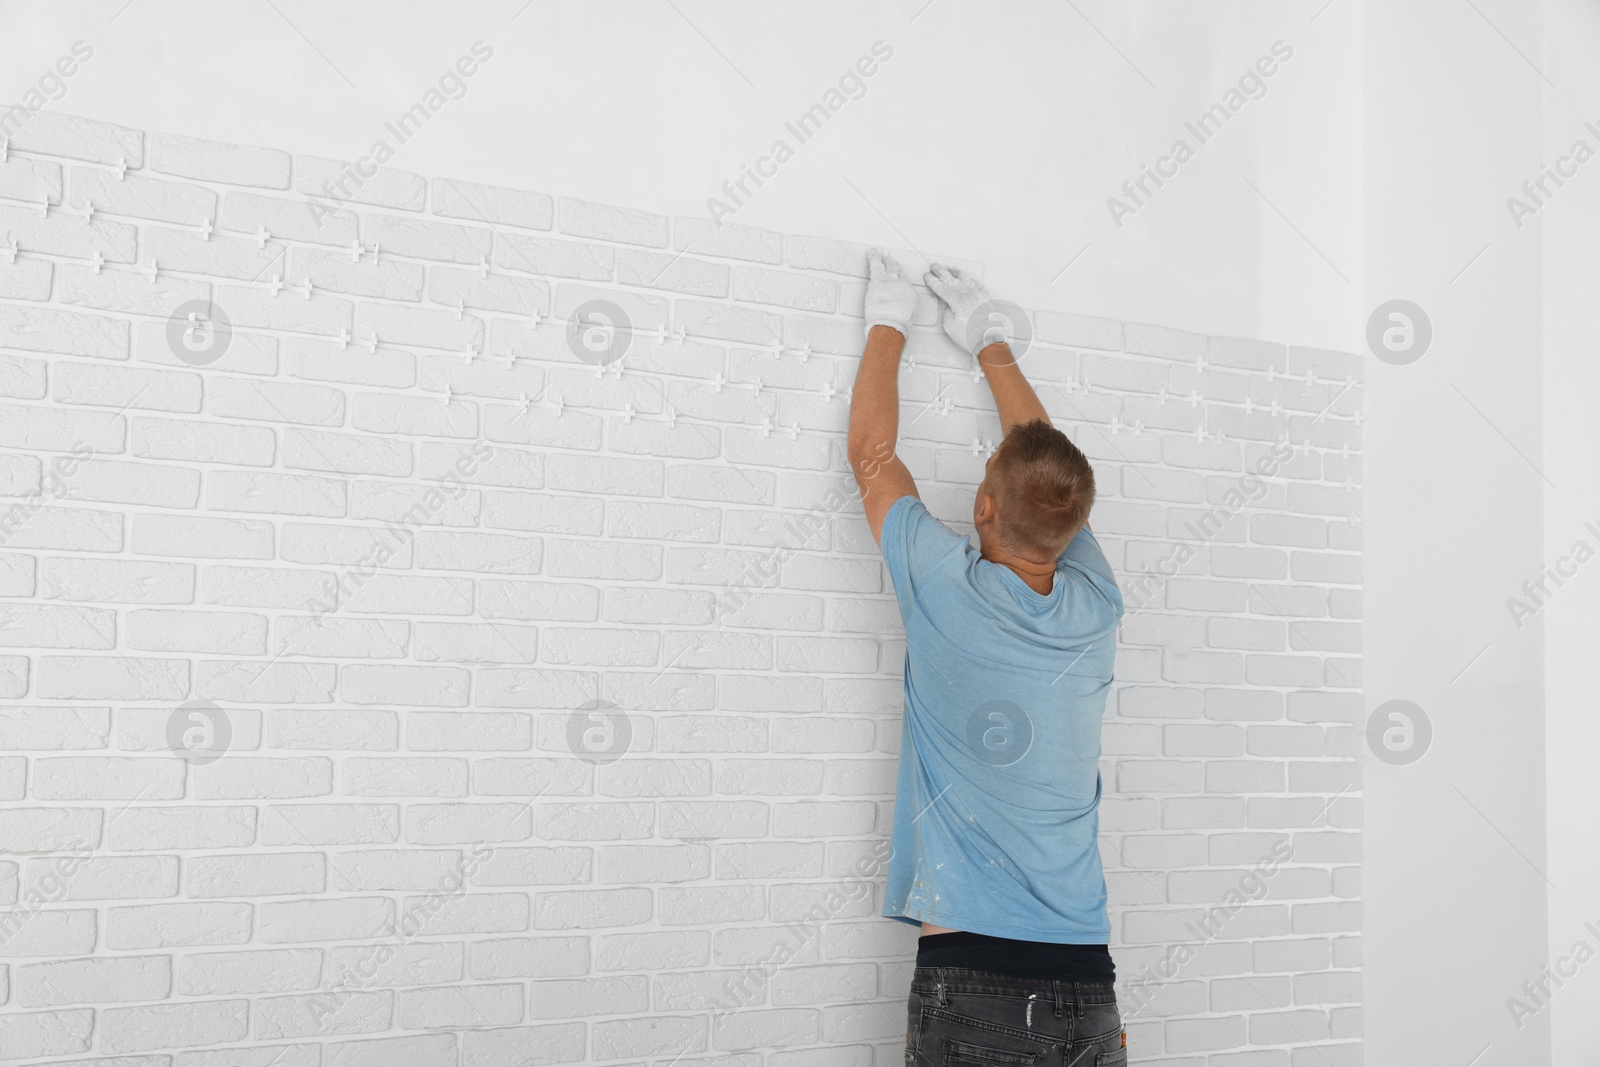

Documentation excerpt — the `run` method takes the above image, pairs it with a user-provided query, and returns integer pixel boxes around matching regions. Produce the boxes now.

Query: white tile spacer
[1132,418,1145,436]
[115,157,127,180]
[666,407,677,428]
[478,255,489,279]
[454,298,465,321]
[366,330,379,354]
[199,217,213,241]
[769,339,783,360]
[1193,425,1206,442]
[970,438,984,457]
[750,377,763,397]
[673,326,686,345]
[1266,365,1278,383]
[1156,384,1169,405]
[370,241,381,264]
[0,239,16,265]
[267,274,283,296]
[760,415,773,438]
[799,342,811,362]
[348,240,363,264]
[969,360,983,383]
[142,259,158,283]
[550,395,564,418]
[934,397,953,416]
[460,344,477,366]
[1353,410,1364,426]
[79,200,95,223]
[621,403,635,424]
[1341,442,1350,459]
[820,382,836,404]
[906,352,917,370]
[516,391,532,418]
[1269,400,1282,417]
[0,138,8,163]
[300,278,313,299]
[89,248,103,274]
[336,326,350,351]
[1304,368,1316,386]
[1244,397,1255,415]
[656,324,668,344]
[528,308,541,328]
[785,421,799,440]
[1195,354,1208,373]
[711,373,725,393]
[441,384,453,406]
[38,197,49,219]
[254,226,270,249]
[983,438,996,457]
[593,359,605,380]
[1109,415,1123,436]
[1186,390,1201,408]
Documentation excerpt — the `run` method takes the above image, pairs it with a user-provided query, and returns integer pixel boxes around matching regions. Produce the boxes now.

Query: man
[847,251,1127,1065]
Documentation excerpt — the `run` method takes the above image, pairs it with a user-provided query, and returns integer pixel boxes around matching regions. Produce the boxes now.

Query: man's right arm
[976,342,1094,535]
[924,264,1095,533]
[977,340,1050,435]
[976,341,1089,535]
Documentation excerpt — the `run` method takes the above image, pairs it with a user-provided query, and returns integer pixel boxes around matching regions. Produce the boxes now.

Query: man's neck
[981,550,1056,595]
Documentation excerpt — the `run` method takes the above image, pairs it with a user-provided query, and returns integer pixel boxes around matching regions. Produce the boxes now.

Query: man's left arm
[849,251,920,545]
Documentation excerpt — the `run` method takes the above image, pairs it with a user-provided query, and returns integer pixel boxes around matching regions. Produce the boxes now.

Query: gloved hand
[863,248,918,340]
[924,263,1007,357]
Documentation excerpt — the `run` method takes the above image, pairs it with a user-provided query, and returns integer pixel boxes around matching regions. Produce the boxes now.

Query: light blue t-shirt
[879,494,1124,943]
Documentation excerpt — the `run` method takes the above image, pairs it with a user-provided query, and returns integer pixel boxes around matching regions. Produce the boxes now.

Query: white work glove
[924,263,1007,357]
[863,248,918,340]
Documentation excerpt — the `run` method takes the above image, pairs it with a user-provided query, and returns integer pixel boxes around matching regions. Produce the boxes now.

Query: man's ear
[974,486,996,524]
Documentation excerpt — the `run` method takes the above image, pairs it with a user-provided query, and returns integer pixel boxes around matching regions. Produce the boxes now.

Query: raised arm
[976,340,1049,434]
[848,251,920,545]
[923,264,1048,434]
[923,264,1090,532]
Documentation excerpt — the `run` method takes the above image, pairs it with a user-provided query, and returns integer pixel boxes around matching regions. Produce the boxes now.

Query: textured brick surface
[0,112,1362,1066]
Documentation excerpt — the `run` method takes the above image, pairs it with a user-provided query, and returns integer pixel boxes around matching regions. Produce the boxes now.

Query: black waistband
[916,931,1116,982]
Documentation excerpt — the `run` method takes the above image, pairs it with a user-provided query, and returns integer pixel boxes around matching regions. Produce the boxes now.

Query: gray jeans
[905,967,1126,1066]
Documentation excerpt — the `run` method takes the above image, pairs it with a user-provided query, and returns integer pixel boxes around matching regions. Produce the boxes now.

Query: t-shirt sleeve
[879,495,970,619]
[1057,523,1125,617]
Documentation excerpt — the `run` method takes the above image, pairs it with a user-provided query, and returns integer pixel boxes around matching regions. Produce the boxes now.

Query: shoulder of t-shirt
[885,496,974,569]
[1055,526,1123,604]
[885,493,920,526]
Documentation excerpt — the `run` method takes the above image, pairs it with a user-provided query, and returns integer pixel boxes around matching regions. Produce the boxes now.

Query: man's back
[879,494,1125,942]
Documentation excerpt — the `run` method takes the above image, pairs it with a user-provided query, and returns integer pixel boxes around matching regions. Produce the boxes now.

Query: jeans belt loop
[936,968,948,1007]
[1052,977,1064,1017]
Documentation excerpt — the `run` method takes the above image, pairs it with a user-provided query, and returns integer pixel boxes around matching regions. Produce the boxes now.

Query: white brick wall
[0,110,1362,1066]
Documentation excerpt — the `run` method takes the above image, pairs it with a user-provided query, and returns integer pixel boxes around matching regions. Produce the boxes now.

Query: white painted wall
[1540,2,1600,1064]
[1360,1,1549,1062]
[0,0,1363,348]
